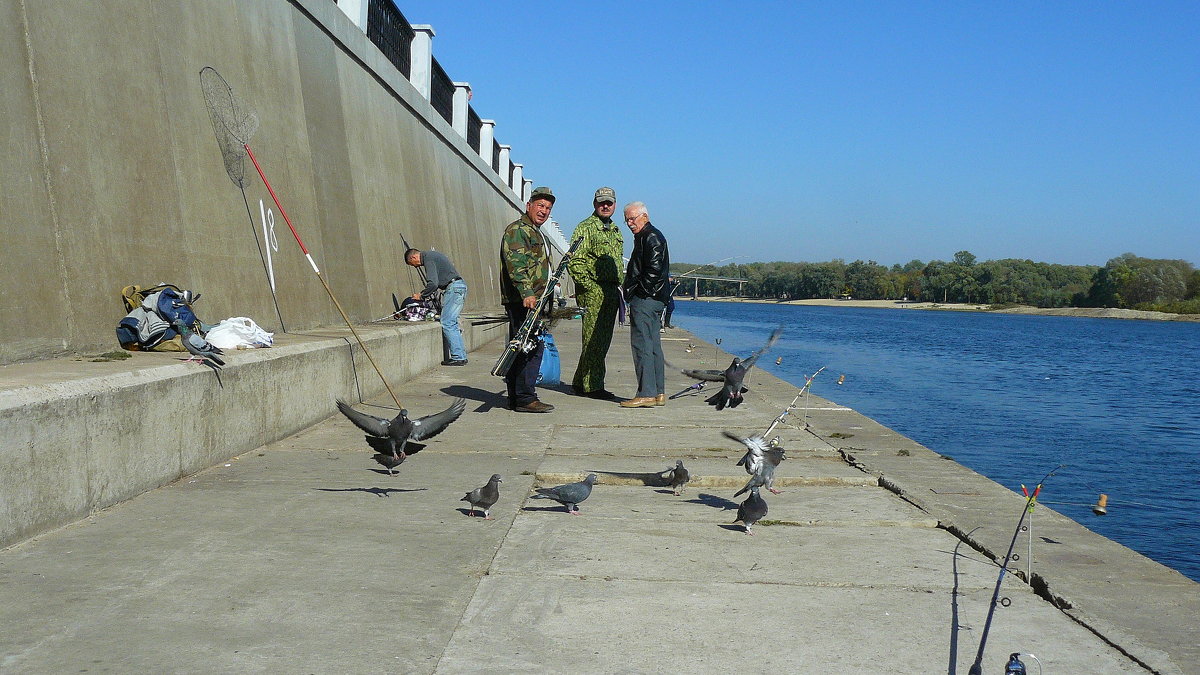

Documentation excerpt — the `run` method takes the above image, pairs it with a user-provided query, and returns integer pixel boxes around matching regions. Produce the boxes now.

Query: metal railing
[430,58,454,125]
[467,106,482,154]
[366,0,414,78]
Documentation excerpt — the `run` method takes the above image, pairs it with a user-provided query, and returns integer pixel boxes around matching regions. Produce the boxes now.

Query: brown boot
[513,399,554,413]
[620,396,658,408]
[655,394,666,406]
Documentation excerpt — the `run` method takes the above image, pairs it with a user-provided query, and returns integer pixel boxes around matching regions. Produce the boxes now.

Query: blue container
[538,333,561,385]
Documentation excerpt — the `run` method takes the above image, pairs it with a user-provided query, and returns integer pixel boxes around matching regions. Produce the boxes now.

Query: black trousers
[504,303,544,406]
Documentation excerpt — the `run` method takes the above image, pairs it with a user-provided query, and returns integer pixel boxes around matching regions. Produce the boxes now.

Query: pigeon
[531,473,597,515]
[462,474,502,519]
[680,326,782,410]
[173,319,224,370]
[335,397,466,476]
[734,443,786,497]
[734,487,769,535]
[665,460,691,496]
[727,431,767,475]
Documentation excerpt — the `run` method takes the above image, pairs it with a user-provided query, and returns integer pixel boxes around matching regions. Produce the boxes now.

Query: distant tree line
[671,252,1200,313]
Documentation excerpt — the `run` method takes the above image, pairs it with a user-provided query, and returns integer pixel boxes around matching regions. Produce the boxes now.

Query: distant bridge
[673,273,748,298]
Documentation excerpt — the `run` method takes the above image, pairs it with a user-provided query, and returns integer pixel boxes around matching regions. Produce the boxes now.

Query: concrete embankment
[1,319,1195,673]
[0,317,500,547]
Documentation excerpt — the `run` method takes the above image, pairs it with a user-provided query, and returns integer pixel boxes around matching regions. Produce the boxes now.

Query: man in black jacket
[619,201,671,408]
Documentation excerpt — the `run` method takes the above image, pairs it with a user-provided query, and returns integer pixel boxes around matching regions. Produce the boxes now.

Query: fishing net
[200,66,260,188]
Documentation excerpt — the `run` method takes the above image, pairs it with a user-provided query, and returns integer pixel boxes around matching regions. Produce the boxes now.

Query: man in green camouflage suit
[499,186,556,413]
[567,186,624,399]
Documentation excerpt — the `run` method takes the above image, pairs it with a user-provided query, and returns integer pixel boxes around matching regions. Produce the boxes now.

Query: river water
[672,300,1200,582]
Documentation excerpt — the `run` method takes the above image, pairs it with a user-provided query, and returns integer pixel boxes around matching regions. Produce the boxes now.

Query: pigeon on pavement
[734,487,769,535]
[335,397,466,476]
[173,319,224,370]
[531,473,597,515]
[665,460,691,496]
[680,326,782,410]
[462,474,502,519]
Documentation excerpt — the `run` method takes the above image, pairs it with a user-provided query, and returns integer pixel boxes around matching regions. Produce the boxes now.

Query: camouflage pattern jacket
[499,213,550,304]
[567,214,624,293]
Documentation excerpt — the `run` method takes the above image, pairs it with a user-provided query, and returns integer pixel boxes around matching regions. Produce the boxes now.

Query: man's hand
[411,293,421,301]
[522,295,538,309]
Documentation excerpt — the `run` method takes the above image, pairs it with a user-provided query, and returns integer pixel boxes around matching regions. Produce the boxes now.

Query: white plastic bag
[205,317,274,349]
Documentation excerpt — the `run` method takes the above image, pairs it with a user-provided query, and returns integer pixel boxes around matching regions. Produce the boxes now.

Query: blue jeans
[441,279,468,361]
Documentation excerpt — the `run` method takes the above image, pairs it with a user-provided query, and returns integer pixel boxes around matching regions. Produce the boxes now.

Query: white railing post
[409,25,435,100]
[479,119,495,161]
[452,82,471,137]
[336,0,368,31]
[523,179,533,202]
[498,144,511,186]
[511,163,524,194]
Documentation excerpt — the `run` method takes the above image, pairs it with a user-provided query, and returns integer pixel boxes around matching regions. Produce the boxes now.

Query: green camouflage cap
[594,187,616,203]
[529,186,555,203]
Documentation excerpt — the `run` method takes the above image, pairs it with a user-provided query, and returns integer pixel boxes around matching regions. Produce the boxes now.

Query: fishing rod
[673,255,745,281]
[968,464,1065,675]
[399,229,428,289]
[668,381,708,400]
[762,366,826,438]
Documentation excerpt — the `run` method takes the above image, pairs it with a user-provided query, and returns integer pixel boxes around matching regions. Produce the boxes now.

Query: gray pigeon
[462,474,502,519]
[335,397,466,476]
[665,460,691,496]
[531,473,597,515]
[727,431,767,475]
[173,319,224,370]
[681,326,783,410]
[734,486,769,535]
[734,444,786,497]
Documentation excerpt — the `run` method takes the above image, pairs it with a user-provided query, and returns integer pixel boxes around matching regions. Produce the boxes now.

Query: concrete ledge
[0,319,502,548]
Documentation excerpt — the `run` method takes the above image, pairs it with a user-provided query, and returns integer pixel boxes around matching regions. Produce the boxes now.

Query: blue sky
[393,1,1199,268]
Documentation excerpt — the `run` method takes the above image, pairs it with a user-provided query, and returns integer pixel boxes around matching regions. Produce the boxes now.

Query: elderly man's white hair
[623,201,649,219]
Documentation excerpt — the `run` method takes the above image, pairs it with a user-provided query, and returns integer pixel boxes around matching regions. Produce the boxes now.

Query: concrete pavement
[1,316,1193,673]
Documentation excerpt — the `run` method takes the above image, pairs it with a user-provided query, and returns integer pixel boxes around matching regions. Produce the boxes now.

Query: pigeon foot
[769,488,783,495]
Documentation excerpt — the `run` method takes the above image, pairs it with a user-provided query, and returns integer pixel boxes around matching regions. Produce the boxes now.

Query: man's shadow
[441,385,507,412]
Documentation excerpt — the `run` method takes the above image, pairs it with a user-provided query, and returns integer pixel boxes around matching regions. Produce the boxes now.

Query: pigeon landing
[531,473,597,515]
[462,474,502,519]
[665,460,691,496]
[335,397,466,476]
[173,319,224,370]
[734,487,769,535]
[734,443,787,497]
[679,326,782,410]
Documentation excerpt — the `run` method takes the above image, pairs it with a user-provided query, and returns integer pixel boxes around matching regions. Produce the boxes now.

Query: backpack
[116,284,201,351]
[398,296,438,322]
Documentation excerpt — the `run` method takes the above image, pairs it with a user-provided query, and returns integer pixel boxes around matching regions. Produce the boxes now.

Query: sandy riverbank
[687,296,1200,322]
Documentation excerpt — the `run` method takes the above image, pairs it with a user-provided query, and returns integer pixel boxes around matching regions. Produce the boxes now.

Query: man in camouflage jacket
[567,186,624,399]
[498,186,556,413]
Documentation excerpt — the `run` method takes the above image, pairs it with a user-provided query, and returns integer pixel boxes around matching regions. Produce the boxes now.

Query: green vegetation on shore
[672,252,1200,313]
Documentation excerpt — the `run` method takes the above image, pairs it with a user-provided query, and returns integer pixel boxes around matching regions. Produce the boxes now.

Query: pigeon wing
[680,368,727,383]
[409,398,467,441]
[335,399,391,437]
[741,326,784,370]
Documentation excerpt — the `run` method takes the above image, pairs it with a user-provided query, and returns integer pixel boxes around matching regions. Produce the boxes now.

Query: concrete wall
[1,0,522,366]
[0,320,492,547]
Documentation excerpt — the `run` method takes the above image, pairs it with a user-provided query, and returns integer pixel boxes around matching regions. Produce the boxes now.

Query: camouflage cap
[593,186,616,203]
[529,186,555,203]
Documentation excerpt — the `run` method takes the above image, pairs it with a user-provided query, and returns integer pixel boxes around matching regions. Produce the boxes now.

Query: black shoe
[585,389,617,400]
[442,359,468,366]
[513,399,554,413]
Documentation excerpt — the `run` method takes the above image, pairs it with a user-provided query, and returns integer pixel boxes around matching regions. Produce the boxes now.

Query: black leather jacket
[623,222,670,302]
